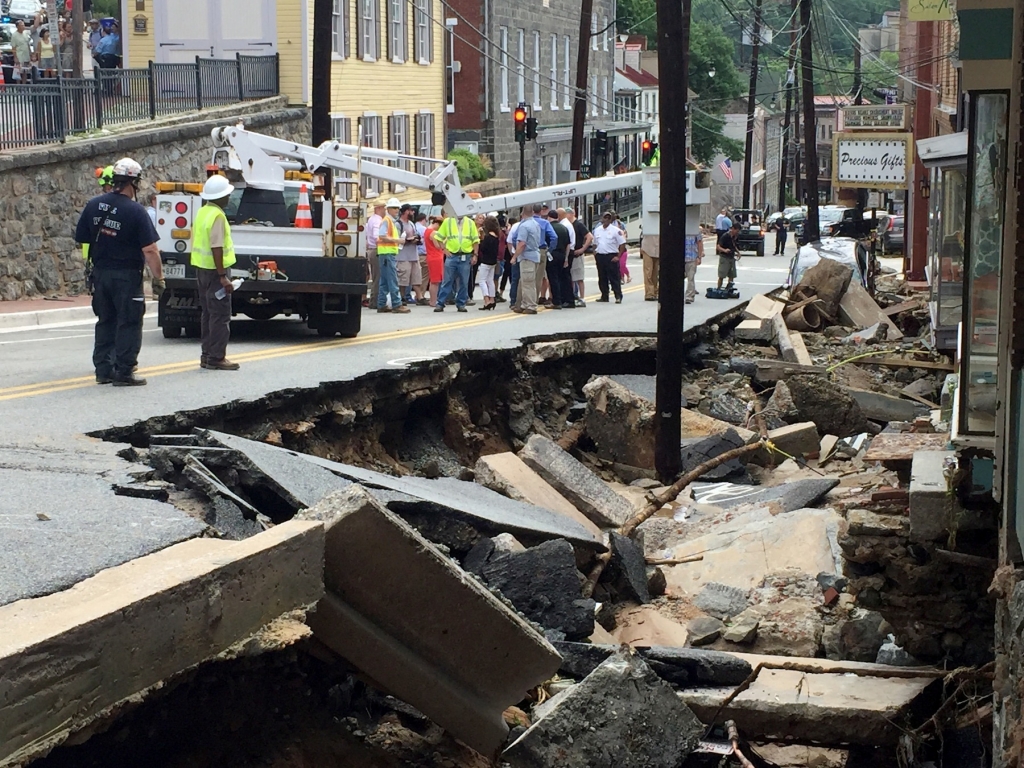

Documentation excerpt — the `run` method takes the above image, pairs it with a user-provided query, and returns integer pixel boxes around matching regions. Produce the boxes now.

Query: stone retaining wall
[0,100,310,301]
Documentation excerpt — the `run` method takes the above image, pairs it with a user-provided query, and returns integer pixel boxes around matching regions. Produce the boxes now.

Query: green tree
[617,0,657,45]
[91,0,120,18]
[690,21,745,164]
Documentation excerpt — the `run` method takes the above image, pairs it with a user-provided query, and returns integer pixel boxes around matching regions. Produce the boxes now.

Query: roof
[814,95,854,107]
[618,64,659,88]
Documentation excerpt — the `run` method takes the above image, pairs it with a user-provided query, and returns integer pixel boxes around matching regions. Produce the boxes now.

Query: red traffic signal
[514,106,527,143]
[641,140,658,166]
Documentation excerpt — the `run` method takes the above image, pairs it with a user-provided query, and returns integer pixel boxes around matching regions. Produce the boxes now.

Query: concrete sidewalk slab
[0,519,324,767]
[298,487,560,758]
[0,298,158,334]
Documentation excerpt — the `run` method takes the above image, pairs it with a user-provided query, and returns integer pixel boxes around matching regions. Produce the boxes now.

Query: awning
[751,168,767,184]
[536,120,653,145]
[916,132,968,168]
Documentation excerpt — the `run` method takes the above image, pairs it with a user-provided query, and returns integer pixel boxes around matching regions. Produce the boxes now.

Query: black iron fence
[0,53,280,151]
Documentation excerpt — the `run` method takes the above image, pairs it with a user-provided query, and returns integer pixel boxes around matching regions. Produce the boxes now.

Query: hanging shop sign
[832,133,914,190]
[839,104,910,131]
[908,0,953,22]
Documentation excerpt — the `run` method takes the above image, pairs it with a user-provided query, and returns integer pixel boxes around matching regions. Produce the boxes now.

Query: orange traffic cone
[295,184,313,228]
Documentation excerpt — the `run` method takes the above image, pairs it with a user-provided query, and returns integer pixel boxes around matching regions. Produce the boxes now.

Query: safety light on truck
[336,208,349,220]
[175,216,188,228]
[175,202,188,214]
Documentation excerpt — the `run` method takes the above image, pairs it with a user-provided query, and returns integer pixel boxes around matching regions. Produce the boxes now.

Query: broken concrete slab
[298,487,561,758]
[690,477,838,512]
[504,651,703,768]
[663,507,843,599]
[842,322,887,344]
[848,388,927,423]
[863,432,950,463]
[554,642,753,686]
[610,604,693,647]
[0,520,324,766]
[693,582,749,620]
[478,538,596,640]
[782,375,871,438]
[679,653,937,746]
[679,428,749,481]
[798,258,853,319]
[207,431,603,551]
[608,532,650,604]
[689,616,725,646]
[839,281,903,340]
[520,434,634,528]
[735,317,776,343]
[463,533,527,574]
[789,331,814,366]
[582,376,657,469]
[740,598,823,657]
[744,294,786,320]
[753,360,829,384]
[723,613,760,644]
[752,422,821,465]
[773,314,804,366]
[473,453,602,539]
[909,450,994,543]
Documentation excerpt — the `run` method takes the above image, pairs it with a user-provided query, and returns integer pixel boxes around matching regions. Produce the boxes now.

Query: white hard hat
[111,157,143,180]
[386,197,401,208]
[201,175,235,201]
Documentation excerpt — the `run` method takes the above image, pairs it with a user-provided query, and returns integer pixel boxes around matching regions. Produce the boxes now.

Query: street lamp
[708,66,716,78]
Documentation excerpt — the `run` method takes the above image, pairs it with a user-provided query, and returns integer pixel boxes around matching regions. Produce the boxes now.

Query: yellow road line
[0,285,644,402]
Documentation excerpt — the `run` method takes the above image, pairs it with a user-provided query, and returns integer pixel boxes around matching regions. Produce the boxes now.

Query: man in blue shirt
[511,207,542,314]
[508,203,556,311]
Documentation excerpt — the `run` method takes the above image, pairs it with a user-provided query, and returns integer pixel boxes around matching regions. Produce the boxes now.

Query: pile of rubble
[9,265,997,767]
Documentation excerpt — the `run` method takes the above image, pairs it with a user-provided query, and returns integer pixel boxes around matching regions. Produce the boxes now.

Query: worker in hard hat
[375,197,410,313]
[74,157,164,387]
[81,166,116,272]
[190,174,241,370]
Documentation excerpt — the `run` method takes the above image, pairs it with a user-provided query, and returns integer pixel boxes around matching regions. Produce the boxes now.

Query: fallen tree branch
[581,440,765,598]
[645,554,704,566]
[726,721,756,768]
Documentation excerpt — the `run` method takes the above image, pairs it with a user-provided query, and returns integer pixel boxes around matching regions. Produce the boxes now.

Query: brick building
[445,0,646,188]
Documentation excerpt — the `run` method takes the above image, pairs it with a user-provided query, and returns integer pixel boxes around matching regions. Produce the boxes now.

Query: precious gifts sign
[832,133,914,190]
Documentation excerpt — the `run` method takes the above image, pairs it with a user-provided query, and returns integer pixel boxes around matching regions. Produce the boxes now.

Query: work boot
[206,358,240,371]
[393,305,411,314]
[457,306,468,313]
[377,307,392,313]
[434,305,445,312]
[96,375,113,385]
[112,374,147,387]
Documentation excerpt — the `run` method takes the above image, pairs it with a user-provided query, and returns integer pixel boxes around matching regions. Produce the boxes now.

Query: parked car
[881,214,904,254]
[729,209,766,257]
[6,0,42,23]
[0,22,14,83]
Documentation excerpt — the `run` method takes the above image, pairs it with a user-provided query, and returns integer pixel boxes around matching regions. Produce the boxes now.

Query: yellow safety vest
[377,215,400,256]
[190,204,236,270]
[438,216,478,253]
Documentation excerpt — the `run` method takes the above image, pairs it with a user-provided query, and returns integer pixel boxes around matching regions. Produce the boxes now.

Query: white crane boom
[212,124,657,218]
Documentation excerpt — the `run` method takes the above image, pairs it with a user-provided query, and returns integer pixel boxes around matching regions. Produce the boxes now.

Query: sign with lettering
[833,133,914,190]
[908,0,953,21]
[839,104,910,131]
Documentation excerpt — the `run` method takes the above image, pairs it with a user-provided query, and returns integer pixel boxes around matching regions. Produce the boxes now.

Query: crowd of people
[363,200,636,315]
[6,10,119,82]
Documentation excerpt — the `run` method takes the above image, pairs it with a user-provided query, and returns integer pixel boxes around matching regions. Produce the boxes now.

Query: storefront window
[931,166,967,330]
[961,92,1009,435]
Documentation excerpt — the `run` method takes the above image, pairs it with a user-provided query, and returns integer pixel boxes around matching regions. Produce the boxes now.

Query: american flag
[719,158,734,181]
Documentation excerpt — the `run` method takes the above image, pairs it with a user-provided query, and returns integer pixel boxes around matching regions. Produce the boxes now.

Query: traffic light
[525,117,538,141]
[594,130,608,155]
[642,140,658,165]
[514,105,527,143]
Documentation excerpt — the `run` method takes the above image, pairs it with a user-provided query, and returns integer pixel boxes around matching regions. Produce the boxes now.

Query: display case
[928,164,968,350]
[959,91,1009,437]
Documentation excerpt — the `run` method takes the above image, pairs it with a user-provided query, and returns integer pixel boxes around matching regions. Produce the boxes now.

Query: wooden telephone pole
[741,0,762,210]
[799,0,820,240]
[777,0,797,211]
[654,0,691,480]
[569,0,596,177]
[311,0,333,146]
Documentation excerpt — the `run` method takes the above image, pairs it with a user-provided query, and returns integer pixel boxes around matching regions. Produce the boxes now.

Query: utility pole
[799,0,820,241]
[853,44,863,105]
[570,0,595,177]
[741,0,762,210]
[654,0,690,481]
[72,0,83,78]
[777,0,797,212]
[311,0,333,146]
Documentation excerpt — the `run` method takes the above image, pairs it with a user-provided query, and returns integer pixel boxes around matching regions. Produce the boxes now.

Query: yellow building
[122,0,445,197]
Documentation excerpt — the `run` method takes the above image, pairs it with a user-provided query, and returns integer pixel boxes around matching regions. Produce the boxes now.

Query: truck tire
[243,306,280,321]
[184,324,201,339]
[162,325,182,339]
[313,313,360,339]
[756,241,765,258]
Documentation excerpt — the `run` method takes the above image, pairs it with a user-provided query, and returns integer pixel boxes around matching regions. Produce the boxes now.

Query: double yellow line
[0,285,643,403]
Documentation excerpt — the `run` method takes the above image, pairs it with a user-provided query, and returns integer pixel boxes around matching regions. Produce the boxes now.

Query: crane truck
[154,124,710,339]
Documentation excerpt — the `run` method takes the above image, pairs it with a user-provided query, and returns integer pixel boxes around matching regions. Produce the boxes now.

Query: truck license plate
[165,264,186,279]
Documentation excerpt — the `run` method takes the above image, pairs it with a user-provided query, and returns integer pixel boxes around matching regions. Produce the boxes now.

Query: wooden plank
[863,432,950,463]
[899,391,941,409]
[753,360,829,383]
[789,332,814,367]
[772,314,800,364]
[882,299,922,317]
[853,357,955,372]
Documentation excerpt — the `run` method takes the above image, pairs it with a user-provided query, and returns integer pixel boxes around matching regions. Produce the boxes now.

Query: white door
[156,0,276,63]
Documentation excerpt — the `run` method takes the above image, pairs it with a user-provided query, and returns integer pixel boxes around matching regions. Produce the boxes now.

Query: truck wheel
[757,242,765,258]
[313,315,360,339]
[184,325,201,339]
[162,325,182,339]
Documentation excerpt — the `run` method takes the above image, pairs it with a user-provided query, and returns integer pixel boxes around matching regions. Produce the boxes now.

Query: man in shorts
[566,208,592,307]
[715,222,741,290]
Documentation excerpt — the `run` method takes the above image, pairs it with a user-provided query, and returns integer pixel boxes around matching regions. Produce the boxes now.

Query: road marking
[0,285,645,402]
[0,329,161,346]
[387,351,453,366]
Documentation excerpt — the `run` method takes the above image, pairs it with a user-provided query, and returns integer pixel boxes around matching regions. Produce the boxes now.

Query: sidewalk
[0,296,161,332]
